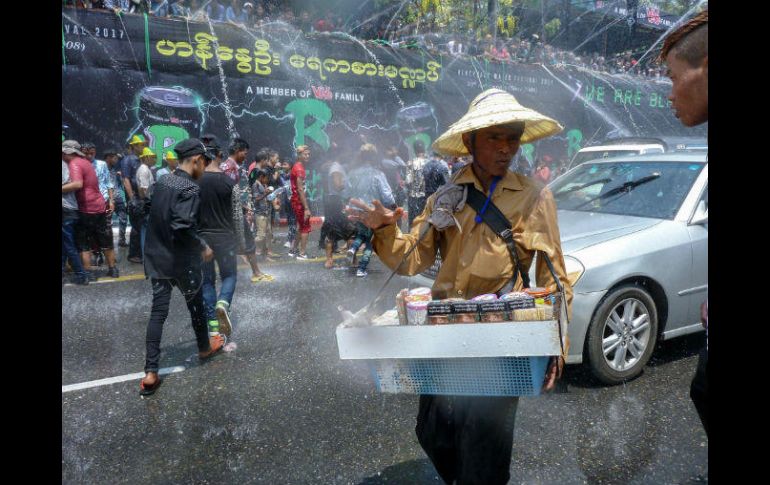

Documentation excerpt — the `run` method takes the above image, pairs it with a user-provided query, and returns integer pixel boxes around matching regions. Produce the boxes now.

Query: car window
[551,161,705,220]
[570,150,642,168]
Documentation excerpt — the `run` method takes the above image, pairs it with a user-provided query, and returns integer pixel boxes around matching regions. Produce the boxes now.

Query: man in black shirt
[139,139,225,396]
[198,141,237,338]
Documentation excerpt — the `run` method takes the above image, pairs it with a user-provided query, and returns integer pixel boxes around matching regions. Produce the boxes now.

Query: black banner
[62,8,703,209]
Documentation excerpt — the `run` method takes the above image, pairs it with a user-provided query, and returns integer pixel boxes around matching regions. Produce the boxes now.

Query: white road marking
[62,365,187,393]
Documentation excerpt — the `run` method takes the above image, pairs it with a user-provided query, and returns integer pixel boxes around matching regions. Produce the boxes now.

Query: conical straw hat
[432,88,563,157]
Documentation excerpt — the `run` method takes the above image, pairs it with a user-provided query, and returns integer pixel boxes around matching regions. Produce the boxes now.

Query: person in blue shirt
[225,0,249,24]
[345,144,395,277]
[206,0,226,21]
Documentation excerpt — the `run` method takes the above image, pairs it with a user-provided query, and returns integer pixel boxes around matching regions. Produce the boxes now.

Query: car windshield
[570,150,642,168]
[551,161,705,219]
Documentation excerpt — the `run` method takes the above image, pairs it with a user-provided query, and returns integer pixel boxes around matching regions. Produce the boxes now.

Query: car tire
[585,284,659,385]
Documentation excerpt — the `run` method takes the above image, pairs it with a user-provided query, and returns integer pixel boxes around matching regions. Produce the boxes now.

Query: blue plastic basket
[368,356,550,397]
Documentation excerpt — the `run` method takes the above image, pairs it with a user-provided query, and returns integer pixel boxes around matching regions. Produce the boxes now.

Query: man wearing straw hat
[348,88,572,484]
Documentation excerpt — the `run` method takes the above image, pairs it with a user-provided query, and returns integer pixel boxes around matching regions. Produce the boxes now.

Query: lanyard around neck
[474,175,502,224]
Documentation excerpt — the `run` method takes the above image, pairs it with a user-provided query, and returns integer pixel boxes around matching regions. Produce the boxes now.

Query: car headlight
[564,255,585,287]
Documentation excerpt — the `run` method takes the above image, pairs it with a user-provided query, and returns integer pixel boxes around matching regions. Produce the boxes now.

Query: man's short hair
[255,148,270,163]
[359,143,378,163]
[229,138,250,155]
[296,145,310,157]
[659,9,707,67]
[103,148,120,157]
[413,140,425,155]
[81,141,96,150]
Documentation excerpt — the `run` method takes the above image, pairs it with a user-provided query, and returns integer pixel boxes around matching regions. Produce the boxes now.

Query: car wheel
[585,284,658,385]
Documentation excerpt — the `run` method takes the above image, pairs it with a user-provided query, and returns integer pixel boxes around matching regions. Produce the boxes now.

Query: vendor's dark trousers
[408,196,427,229]
[416,394,519,485]
[144,277,211,374]
[690,346,708,438]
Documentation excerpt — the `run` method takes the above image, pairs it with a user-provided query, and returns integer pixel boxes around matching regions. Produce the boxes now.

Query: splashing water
[205,17,238,139]
[631,0,709,72]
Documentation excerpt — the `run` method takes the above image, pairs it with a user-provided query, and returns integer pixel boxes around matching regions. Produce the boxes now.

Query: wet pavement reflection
[62,253,707,484]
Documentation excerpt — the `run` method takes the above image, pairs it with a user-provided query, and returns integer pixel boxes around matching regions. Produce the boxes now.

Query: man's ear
[461,132,472,153]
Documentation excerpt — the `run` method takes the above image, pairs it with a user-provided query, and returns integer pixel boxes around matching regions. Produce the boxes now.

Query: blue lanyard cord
[474,176,502,224]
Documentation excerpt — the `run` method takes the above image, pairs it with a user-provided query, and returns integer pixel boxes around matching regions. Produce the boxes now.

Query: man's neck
[178,164,195,177]
[471,162,495,192]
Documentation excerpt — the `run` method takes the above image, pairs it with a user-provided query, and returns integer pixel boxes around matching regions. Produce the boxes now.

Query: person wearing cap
[139,138,225,396]
[82,142,116,268]
[660,8,708,438]
[62,140,120,279]
[156,150,179,181]
[348,89,573,485]
[122,134,147,263]
[136,147,157,253]
[62,152,91,285]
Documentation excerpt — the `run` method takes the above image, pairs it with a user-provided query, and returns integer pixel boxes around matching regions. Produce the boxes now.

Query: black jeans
[144,276,211,374]
[690,346,708,438]
[114,198,128,242]
[416,395,519,485]
[127,198,145,260]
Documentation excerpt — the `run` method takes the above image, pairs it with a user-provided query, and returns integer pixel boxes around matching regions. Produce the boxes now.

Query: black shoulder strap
[464,183,530,289]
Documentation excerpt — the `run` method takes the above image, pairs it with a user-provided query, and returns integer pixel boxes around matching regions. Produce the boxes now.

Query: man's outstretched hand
[345,198,404,230]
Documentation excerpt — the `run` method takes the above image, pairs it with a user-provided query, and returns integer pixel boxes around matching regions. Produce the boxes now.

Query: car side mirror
[689,200,708,226]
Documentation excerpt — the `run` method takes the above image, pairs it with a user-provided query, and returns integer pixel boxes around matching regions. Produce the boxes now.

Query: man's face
[105,155,118,166]
[84,148,95,161]
[167,158,179,170]
[62,152,75,163]
[234,148,248,164]
[462,124,523,179]
[282,162,290,171]
[132,143,145,156]
[665,53,708,127]
[269,154,279,166]
[298,149,310,164]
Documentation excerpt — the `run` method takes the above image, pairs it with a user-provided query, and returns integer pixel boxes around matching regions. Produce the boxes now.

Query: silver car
[412,153,708,384]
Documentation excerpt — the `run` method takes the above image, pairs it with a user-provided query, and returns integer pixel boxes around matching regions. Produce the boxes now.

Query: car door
[686,184,708,325]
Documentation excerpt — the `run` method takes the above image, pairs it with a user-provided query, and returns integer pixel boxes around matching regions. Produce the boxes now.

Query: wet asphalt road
[62,242,707,484]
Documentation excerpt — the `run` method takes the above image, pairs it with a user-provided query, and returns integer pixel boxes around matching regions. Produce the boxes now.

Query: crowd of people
[63,1,666,80]
[61,130,470,284]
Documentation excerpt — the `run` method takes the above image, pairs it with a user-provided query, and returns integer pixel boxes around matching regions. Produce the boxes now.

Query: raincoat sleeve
[171,187,208,252]
[372,197,439,276]
[519,187,572,359]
